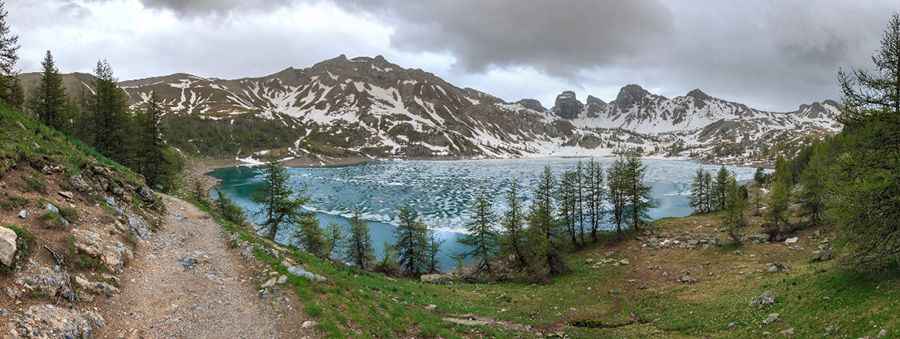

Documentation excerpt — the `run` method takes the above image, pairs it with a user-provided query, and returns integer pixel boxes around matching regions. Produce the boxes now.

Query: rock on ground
[8,304,105,338]
[0,226,18,267]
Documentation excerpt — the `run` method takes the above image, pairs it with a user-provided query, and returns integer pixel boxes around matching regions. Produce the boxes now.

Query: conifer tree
[607,158,628,235]
[558,170,578,247]
[139,92,168,189]
[527,166,566,275]
[90,60,130,164]
[501,179,528,269]
[753,167,767,186]
[584,159,605,242]
[426,232,443,274]
[0,1,20,107]
[28,51,67,130]
[395,207,429,276]
[253,158,310,240]
[689,168,707,214]
[624,154,654,232]
[839,13,900,122]
[702,171,713,213]
[324,223,344,259]
[215,189,246,226]
[459,192,499,274]
[346,211,374,270]
[297,215,326,258]
[765,156,792,240]
[714,166,731,211]
[574,161,586,244]
[722,173,747,244]
[798,142,828,226]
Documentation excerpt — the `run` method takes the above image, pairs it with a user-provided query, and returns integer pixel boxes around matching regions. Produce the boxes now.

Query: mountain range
[18,55,842,165]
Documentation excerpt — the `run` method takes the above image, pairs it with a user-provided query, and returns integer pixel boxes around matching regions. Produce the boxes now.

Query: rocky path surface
[96,195,315,339]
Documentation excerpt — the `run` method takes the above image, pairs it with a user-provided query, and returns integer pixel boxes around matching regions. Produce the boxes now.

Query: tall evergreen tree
[765,156,792,240]
[584,159,605,242]
[460,192,499,274]
[346,211,374,270]
[0,0,20,107]
[702,171,714,213]
[713,166,731,211]
[574,161,586,245]
[527,166,566,276]
[722,173,747,244]
[139,92,168,189]
[297,215,326,258]
[426,232,444,274]
[501,179,528,270]
[607,158,628,235]
[753,167,767,186]
[838,13,900,122]
[324,223,344,259]
[253,158,310,240]
[558,170,578,247]
[395,207,429,276]
[689,168,707,214]
[798,142,828,226]
[28,51,67,130]
[624,154,654,232]
[90,60,130,164]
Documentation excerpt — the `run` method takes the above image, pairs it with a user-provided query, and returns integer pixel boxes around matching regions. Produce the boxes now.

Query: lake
[209,158,756,270]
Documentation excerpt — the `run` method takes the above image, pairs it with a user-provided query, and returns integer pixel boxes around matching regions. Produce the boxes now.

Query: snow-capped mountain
[19,55,842,165]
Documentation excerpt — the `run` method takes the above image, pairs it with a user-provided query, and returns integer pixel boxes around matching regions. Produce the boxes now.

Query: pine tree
[501,179,528,270]
[395,207,429,276]
[558,170,578,247]
[607,157,628,235]
[753,167,767,186]
[459,191,499,274]
[838,13,900,122]
[90,60,130,164]
[0,1,20,106]
[346,211,374,270]
[584,159,605,242]
[426,232,444,274]
[765,156,792,240]
[689,168,707,214]
[215,189,246,226]
[253,158,310,240]
[28,51,67,130]
[527,166,566,276]
[624,154,654,232]
[722,173,747,244]
[798,142,828,226]
[574,161,586,245]
[702,171,713,213]
[138,92,169,189]
[324,223,344,259]
[714,166,730,211]
[297,215,326,258]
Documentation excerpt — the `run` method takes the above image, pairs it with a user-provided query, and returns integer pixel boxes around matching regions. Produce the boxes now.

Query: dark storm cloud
[114,0,296,15]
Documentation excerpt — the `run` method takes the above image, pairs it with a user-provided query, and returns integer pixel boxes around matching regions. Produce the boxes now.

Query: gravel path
[97,195,316,338]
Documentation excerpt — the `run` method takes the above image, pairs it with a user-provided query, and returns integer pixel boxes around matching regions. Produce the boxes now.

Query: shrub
[58,207,79,223]
[22,175,47,193]
[39,211,69,230]
[0,194,28,211]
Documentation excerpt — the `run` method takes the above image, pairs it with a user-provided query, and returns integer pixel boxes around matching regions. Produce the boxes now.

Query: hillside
[200,189,898,338]
[19,55,841,165]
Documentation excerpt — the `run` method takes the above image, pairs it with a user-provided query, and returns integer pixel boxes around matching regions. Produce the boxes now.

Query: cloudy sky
[8,0,897,111]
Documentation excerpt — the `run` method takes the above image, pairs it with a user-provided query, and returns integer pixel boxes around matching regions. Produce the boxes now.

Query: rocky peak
[516,98,547,112]
[615,84,651,108]
[584,95,607,117]
[686,89,712,101]
[553,91,584,119]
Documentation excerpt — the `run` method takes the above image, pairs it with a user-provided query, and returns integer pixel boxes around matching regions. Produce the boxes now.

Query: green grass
[22,175,48,193]
[39,211,69,230]
[0,194,29,211]
[190,196,900,338]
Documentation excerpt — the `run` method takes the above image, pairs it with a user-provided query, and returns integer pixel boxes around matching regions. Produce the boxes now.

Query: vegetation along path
[96,194,318,338]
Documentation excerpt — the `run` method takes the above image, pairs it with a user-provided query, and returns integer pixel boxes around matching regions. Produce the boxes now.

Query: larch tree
[253,158,310,240]
[297,215,326,258]
[501,179,528,270]
[28,51,67,130]
[90,60,130,164]
[838,13,900,122]
[702,171,714,213]
[765,156,792,240]
[346,211,375,270]
[714,166,731,211]
[798,142,828,226]
[584,159,605,242]
[460,191,499,274]
[0,0,20,107]
[689,168,708,214]
[395,207,429,276]
[426,231,444,274]
[607,157,628,236]
[527,166,566,276]
[722,173,747,244]
[624,154,653,232]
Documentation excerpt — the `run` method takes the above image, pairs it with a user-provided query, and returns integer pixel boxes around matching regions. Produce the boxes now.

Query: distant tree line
[0,1,183,192]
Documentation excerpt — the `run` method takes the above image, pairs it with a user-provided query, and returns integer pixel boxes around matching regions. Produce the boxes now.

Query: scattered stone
[301,320,317,329]
[137,186,156,203]
[286,265,327,283]
[45,203,59,214]
[0,226,18,267]
[619,259,630,266]
[71,229,133,273]
[762,313,780,325]
[780,327,795,336]
[17,209,27,219]
[58,191,75,200]
[276,275,288,284]
[811,248,833,262]
[15,267,75,302]
[178,251,209,270]
[126,212,152,241]
[68,174,92,193]
[767,262,789,273]
[750,291,776,307]
[9,304,105,338]
[261,277,278,289]
[420,273,452,285]
[73,275,120,297]
[727,321,737,330]
[425,304,438,311]
[785,237,799,244]
[679,273,698,284]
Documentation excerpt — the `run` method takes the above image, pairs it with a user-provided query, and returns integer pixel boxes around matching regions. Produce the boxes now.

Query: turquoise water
[209,158,756,270]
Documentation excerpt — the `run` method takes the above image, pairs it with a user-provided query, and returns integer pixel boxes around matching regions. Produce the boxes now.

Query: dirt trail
[96,195,316,339]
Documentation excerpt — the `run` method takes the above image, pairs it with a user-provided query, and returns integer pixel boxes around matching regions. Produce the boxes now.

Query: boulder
[126,212,151,240]
[9,304,105,338]
[68,174,93,193]
[45,203,59,214]
[15,267,75,302]
[71,229,133,273]
[137,186,156,204]
[286,265,327,283]
[0,227,18,267]
[785,237,799,244]
[73,275,120,297]
[762,313,780,325]
[811,248,833,262]
[17,209,27,219]
[767,262,789,273]
[750,291,776,307]
[420,274,453,285]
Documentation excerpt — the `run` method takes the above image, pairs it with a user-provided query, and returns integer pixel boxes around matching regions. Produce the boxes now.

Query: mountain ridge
[18,55,842,164]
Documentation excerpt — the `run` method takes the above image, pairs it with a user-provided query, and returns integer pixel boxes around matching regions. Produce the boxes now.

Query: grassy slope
[0,104,141,184]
